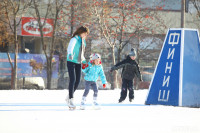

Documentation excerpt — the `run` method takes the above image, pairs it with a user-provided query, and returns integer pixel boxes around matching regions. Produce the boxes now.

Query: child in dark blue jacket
[110,48,142,103]
[80,53,107,109]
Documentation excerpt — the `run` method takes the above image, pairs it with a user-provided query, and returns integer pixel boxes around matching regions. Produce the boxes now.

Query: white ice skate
[68,98,76,110]
[93,100,101,110]
[80,101,86,110]
[80,97,86,110]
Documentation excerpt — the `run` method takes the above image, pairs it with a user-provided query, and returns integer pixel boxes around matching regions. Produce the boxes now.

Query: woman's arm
[67,38,77,59]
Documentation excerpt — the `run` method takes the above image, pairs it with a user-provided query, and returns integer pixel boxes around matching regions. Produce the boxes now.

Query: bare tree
[89,1,119,89]
[31,0,66,89]
[0,11,13,50]
[60,0,92,36]
[0,0,32,89]
[87,0,166,89]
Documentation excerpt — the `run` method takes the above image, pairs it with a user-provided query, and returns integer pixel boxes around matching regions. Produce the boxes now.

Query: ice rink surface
[0,89,199,133]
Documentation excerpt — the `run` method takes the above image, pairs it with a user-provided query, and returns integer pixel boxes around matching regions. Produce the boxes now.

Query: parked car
[0,77,45,90]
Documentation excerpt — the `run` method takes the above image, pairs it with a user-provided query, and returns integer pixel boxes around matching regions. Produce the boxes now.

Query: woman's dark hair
[72,26,90,38]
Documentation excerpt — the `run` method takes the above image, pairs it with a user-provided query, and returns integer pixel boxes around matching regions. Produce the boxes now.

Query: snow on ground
[0,89,199,133]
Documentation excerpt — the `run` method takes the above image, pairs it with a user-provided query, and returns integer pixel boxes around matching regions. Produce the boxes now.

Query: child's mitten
[82,63,89,69]
[103,84,106,88]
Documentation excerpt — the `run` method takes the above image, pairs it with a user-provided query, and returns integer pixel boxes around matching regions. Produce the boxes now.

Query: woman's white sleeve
[67,38,77,55]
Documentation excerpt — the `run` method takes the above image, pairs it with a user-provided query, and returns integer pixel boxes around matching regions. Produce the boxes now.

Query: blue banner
[0,53,59,78]
[146,29,181,106]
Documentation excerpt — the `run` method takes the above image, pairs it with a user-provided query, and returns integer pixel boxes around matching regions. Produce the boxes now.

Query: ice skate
[129,99,133,103]
[80,97,86,110]
[80,101,86,110]
[129,95,134,103]
[68,98,76,110]
[118,98,124,103]
[93,100,101,110]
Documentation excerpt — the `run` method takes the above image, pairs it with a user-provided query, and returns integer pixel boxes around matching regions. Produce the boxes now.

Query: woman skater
[66,26,89,109]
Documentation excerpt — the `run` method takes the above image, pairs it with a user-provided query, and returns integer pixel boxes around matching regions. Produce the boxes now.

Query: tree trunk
[46,57,53,89]
[135,43,140,90]
[11,69,14,89]
[70,0,74,36]
[7,53,14,89]
[13,18,18,90]
[117,48,122,63]
[111,46,118,89]
[13,42,18,89]
[134,78,139,90]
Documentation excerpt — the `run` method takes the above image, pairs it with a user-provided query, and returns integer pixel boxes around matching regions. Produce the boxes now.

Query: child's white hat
[90,53,101,60]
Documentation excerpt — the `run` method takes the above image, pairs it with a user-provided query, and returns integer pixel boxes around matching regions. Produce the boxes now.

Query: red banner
[21,17,54,37]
